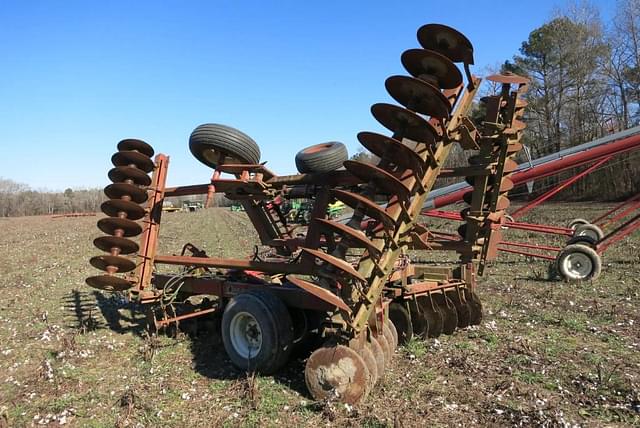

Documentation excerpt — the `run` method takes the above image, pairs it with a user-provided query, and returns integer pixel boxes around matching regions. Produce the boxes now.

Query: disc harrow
[84,23,529,406]
[86,139,155,292]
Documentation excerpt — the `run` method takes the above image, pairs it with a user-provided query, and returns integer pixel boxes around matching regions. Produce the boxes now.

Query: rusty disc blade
[489,177,514,193]
[343,160,412,201]
[447,289,471,328]
[108,166,152,186]
[93,236,139,255]
[385,75,451,118]
[104,183,149,204]
[383,322,397,350]
[465,289,483,325]
[417,23,474,64]
[360,342,379,385]
[97,217,142,237]
[287,276,351,314]
[401,48,462,89]
[369,335,386,374]
[376,331,392,363]
[504,158,519,173]
[301,247,366,283]
[86,274,134,292]
[315,218,381,258]
[357,131,426,175]
[117,139,154,158]
[496,195,510,211]
[408,299,427,336]
[388,302,413,345]
[516,98,528,109]
[111,150,154,173]
[486,72,529,85]
[90,254,136,273]
[100,199,146,220]
[386,319,399,348]
[418,296,443,338]
[510,119,526,131]
[432,292,458,335]
[332,189,395,230]
[505,142,524,154]
[305,344,370,404]
[371,103,438,144]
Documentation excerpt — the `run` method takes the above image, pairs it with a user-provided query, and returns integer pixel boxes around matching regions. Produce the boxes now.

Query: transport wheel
[568,218,590,230]
[556,244,602,281]
[408,298,428,337]
[295,142,348,173]
[369,335,386,375]
[566,234,598,249]
[465,289,483,326]
[383,323,397,351]
[573,223,604,242]
[433,293,458,335]
[221,290,293,374]
[388,302,413,345]
[448,289,471,328]
[305,344,370,404]
[189,123,261,169]
[419,296,443,338]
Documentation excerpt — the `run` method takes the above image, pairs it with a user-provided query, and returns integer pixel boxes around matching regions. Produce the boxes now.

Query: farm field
[0,204,638,427]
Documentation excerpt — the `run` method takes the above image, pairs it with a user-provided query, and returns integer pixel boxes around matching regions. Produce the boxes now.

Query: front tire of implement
[189,123,261,169]
[568,218,590,230]
[221,290,293,374]
[388,302,413,345]
[556,244,602,282]
[573,223,604,242]
[295,142,348,173]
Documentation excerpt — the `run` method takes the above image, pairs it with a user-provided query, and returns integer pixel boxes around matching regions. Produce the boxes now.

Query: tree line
[504,0,640,199]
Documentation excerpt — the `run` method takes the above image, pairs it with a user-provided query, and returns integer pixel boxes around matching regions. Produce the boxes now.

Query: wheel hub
[229,312,263,358]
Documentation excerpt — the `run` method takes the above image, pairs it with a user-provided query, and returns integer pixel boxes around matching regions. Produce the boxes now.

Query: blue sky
[0,0,615,190]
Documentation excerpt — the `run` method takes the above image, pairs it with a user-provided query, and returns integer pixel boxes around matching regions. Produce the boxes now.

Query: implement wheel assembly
[295,141,348,173]
[556,244,602,281]
[221,290,293,374]
[189,123,261,169]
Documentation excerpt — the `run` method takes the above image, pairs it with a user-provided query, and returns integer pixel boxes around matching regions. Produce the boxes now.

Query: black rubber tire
[388,302,413,345]
[568,218,590,230]
[566,235,598,249]
[221,290,293,374]
[556,244,602,282]
[295,142,348,173]
[574,223,604,242]
[189,123,260,169]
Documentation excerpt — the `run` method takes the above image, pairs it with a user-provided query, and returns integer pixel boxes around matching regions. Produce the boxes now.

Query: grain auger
[85,23,528,404]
